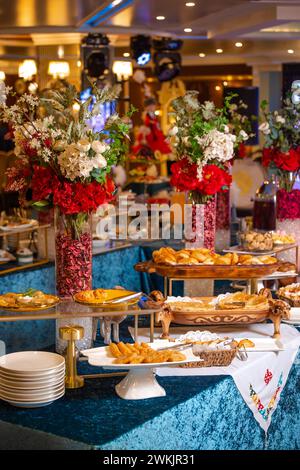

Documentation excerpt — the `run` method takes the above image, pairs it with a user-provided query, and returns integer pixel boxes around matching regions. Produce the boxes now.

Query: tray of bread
[277,283,300,307]
[0,290,60,311]
[135,247,279,279]
[73,288,142,307]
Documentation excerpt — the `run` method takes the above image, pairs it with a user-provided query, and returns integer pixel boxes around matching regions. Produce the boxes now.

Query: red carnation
[198,165,232,195]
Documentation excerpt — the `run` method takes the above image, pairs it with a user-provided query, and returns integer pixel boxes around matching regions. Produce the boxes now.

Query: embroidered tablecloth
[129,323,300,432]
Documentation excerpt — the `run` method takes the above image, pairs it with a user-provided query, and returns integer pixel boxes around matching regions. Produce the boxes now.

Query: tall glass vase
[215,191,231,251]
[54,209,93,354]
[184,193,216,297]
[276,188,300,269]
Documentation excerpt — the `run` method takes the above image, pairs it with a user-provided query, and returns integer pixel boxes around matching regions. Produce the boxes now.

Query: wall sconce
[112,60,133,81]
[48,61,70,79]
[18,60,37,81]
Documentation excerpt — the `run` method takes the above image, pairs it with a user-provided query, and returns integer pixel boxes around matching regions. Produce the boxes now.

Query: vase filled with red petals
[169,92,249,251]
[0,80,131,352]
[260,96,300,267]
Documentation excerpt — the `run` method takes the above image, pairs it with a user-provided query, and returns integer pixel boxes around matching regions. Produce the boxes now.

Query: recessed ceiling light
[235,42,243,48]
[216,48,223,53]
[123,52,130,57]
[185,2,195,6]
[156,16,165,20]
[215,85,221,91]
[199,53,206,57]
[288,49,295,54]
[184,28,192,33]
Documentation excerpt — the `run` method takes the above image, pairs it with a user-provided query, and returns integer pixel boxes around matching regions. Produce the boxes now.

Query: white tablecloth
[129,323,300,432]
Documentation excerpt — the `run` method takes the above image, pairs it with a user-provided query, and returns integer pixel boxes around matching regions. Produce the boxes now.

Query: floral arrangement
[0,81,132,297]
[168,91,249,203]
[259,96,300,191]
[0,81,131,218]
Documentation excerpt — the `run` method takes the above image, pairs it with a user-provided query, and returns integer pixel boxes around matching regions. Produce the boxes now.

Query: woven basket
[182,347,237,368]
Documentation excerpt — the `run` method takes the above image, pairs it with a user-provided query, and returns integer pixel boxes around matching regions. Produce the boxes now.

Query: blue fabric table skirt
[0,358,299,450]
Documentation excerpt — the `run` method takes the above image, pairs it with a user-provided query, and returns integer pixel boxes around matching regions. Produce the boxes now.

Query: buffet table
[0,324,299,450]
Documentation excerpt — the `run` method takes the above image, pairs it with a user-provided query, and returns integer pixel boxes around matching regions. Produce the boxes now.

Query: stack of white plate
[0,351,65,408]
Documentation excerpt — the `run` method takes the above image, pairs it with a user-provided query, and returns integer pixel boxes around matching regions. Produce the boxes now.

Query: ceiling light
[185,2,195,6]
[288,49,295,54]
[216,48,223,54]
[111,0,122,6]
[28,82,38,94]
[199,53,206,57]
[235,42,243,48]
[123,52,130,57]
[215,85,221,91]
[112,60,133,80]
[131,35,152,66]
[156,16,165,20]
[0,71,5,81]
[18,60,37,81]
[184,28,192,33]
[223,81,228,86]
[48,61,70,79]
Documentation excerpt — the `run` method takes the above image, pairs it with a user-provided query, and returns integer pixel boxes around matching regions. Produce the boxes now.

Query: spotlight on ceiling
[130,35,152,66]
[153,38,183,82]
[81,33,110,79]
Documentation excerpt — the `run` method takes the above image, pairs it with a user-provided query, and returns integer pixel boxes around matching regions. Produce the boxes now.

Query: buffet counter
[0,326,299,450]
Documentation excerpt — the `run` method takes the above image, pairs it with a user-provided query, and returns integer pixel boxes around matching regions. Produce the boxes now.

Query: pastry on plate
[217,292,269,310]
[238,339,255,348]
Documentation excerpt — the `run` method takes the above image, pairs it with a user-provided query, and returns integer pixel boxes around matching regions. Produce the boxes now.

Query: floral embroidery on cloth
[264,369,273,385]
[249,372,283,421]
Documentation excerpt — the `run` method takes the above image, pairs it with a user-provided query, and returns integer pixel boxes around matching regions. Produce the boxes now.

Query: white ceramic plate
[0,385,65,400]
[0,388,65,402]
[82,342,202,370]
[0,373,65,389]
[1,391,65,407]
[237,337,284,352]
[0,351,65,375]
[282,308,300,325]
[0,381,64,394]
[0,368,65,382]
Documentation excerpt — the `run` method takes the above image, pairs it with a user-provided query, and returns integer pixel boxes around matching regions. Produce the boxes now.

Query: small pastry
[238,339,255,348]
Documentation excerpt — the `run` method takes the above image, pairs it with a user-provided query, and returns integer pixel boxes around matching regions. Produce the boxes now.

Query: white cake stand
[83,344,201,400]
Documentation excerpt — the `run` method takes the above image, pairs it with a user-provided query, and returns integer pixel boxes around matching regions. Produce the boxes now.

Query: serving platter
[73,289,142,308]
[134,260,280,279]
[82,341,201,400]
[0,294,60,312]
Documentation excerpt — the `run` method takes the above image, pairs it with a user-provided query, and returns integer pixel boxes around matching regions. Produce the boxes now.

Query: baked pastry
[238,339,255,348]
[152,247,277,266]
[277,261,297,273]
[108,342,186,364]
[240,231,273,251]
[258,288,273,299]
[272,232,295,245]
[217,292,269,310]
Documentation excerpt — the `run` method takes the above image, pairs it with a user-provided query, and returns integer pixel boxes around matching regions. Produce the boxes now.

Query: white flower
[223,125,230,133]
[195,129,235,165]
[259,122,271,135]
[91,140,108,154]
[76,139,91,152]
[239,130,249,141]
[95,154,107,168]
[169,126,178,136]
[275,115,285,124]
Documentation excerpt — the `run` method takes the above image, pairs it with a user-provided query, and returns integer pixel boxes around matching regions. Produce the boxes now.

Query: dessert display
[152,247,277,266]
[278,283,300,306]
[73,288,141,306]
[0,290,59,311]
[239,231,273,251]
[108,342,186,364]
[272,232,296,245]
[0,213,37,231]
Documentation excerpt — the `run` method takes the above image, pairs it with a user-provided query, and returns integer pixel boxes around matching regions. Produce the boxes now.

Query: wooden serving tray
[168,296,270,326]
[134,261,280,279]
